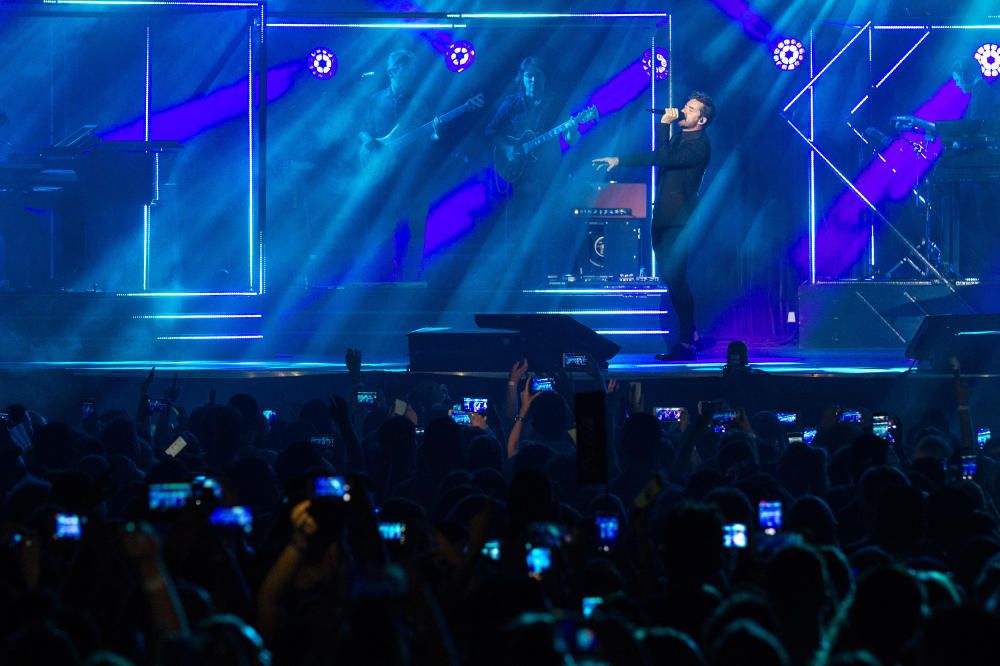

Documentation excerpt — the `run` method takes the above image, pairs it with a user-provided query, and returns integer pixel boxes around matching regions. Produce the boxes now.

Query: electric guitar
[493,105,600,183]
[359,93,485,179]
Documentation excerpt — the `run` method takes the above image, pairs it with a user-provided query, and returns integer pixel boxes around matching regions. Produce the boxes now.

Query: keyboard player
[947,57,1000,278]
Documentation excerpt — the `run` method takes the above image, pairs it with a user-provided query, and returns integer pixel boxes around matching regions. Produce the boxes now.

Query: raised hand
[509,358,529,385]
[123,521,161,563]
[346,348,362,375]
[165,374,180,403]
[736,407,754,435]
[519,376,540,416]
[290,500,318,551]
[951,356,970,407]
[628,382,643,414]
[329,395,351,426]
[140,366,156,398]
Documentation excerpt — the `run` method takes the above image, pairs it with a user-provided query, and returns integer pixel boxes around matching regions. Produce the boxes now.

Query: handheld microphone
[646,108,686,121]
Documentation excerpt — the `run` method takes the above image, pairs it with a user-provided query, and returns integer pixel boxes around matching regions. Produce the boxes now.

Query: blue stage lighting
[975,43,1000,78]
[445,40,475,73]
[773,38,805,71]
[641,47,669,80]
[307,47,337,79]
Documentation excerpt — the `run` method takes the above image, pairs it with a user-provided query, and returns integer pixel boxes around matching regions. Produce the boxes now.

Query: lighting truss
[783,21,1000,286]
[30,1,268,297]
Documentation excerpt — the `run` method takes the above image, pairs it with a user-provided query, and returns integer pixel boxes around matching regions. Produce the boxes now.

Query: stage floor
[0,347,921,379]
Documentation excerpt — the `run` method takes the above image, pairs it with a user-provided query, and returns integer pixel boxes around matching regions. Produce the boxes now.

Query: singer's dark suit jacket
[619,129,710,228]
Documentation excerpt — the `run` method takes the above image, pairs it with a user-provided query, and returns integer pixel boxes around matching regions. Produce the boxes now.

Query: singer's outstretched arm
[618,134,708,171]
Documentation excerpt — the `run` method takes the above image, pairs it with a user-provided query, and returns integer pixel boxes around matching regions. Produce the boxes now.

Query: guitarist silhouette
[486,57,581,187]
[357,49,482,281]
[485,57,583,285]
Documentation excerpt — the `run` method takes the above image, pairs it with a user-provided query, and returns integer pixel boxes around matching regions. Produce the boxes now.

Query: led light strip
[118,291,258,297]
[874,30,931,90]
[267,22,466,29]
[784,21,871,113]
[538,310,669,315]
[524,288,669,294]
[595,330,670,335]
[156,335,263,340]
[446,12,666,19]
[143,26,151,290]
[133,314,262,319]
[804,54,816,291]
[247,21,255,291]
[43,0,261,5]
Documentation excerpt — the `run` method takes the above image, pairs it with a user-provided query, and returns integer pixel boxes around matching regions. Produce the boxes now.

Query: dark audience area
[3,351,1000,666]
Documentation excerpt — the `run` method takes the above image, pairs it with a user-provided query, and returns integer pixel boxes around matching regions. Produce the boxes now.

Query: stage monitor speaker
[799,282,955,348]
[905,314,1000,373]
[474,313,620,371]
[408,328,525,372]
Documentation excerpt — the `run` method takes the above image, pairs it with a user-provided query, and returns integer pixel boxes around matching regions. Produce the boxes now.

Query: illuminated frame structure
[14,7,667,299]
[267,10,671,286]
[37,0,267,297]
[782,20,1000,286]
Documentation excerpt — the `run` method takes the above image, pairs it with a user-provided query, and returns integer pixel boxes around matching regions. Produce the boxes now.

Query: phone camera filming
[776,412,797,425]
[482,539,501,561]
[526,544,552,579]
[54,513,84,540]
[724,523,748,549]
[378,521,407,544]
[582,596,604,618]
[655,407,683,422]
[758,501,782,536]
[462,397,489,413]
[712,410,738,433]
[148,482,193,511]
[209,506,253,535]
[961,454,977,481]
[594,514,619,552]
[562,353,589,368]
[314,476,351,500]
[530,376,556,393]
[839,410,863,424]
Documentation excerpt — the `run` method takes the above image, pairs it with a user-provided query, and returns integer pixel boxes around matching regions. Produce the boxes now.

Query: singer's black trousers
[653,225,694,346]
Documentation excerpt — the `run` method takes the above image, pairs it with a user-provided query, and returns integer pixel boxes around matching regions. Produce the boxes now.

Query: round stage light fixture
[772,38,805,71]
[307,47,337,80]
[642,47,669,80]
[445,40,476,73]
[975,43,1000,79]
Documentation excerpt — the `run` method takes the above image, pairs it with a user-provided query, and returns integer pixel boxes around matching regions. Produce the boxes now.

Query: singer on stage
[593,92,714,361]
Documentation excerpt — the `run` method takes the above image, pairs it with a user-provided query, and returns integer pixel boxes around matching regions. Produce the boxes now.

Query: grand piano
[0,126,180,290]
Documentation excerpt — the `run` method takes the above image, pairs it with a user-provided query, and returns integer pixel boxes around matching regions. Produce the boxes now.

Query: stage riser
[0,287,672,361]
[799,282,1000,349]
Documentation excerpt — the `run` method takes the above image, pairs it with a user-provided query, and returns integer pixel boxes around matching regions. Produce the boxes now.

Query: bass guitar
[359,93,485,179]
[493,105,599,183]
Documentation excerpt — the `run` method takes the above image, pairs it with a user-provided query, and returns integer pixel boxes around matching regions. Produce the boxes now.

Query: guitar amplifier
[571,182,648,277]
